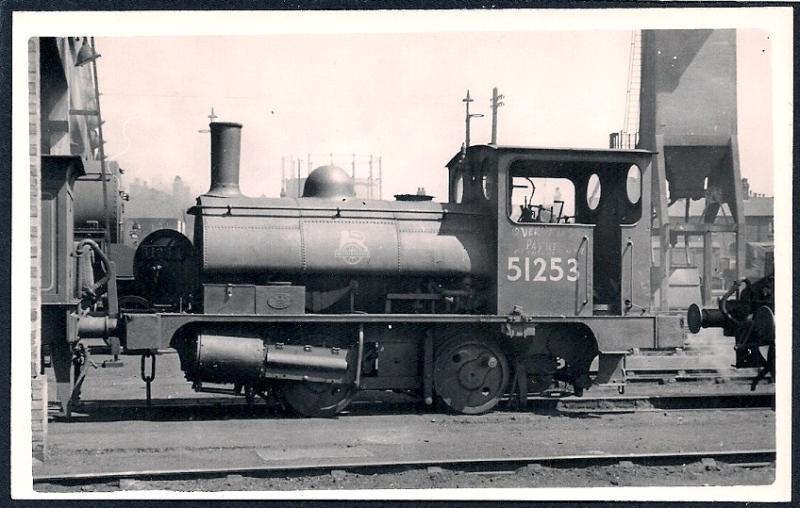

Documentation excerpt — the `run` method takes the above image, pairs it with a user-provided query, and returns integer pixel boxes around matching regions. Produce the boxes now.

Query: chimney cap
[210,121,243,129]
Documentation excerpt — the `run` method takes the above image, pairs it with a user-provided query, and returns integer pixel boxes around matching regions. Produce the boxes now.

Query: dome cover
[302,165,355,199]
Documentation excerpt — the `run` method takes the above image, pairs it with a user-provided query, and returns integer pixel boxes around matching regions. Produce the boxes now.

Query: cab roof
[446,144,654,168]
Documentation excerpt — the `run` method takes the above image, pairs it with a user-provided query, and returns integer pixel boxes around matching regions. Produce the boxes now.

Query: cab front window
[452,170,464,203]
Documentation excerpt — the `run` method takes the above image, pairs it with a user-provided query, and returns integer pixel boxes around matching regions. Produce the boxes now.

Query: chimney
[741,178,751,200]
[206,122,242,197]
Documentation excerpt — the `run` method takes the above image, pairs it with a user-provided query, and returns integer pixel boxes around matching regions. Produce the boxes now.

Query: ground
[33,330,777,493]
[41,460,774,492]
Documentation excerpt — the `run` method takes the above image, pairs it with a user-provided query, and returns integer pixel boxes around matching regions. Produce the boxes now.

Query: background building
[655,182,774,307]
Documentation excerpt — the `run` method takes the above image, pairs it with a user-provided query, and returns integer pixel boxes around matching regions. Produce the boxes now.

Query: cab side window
[509,176,575,224]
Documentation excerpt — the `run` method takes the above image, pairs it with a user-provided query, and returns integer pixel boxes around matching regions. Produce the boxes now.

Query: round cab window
[586,173,601,210]
[453,171,464,203]
[480,160,494,200]
[626,164,641,204]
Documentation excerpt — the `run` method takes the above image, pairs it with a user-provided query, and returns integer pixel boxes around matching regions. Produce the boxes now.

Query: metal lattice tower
[622,30,642,145]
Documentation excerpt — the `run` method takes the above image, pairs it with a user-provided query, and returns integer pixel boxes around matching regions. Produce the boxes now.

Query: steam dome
[302,165,355,199]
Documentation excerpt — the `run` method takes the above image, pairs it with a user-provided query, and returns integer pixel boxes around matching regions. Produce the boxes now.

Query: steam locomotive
[53,121,691,417]
[687,266,775,391]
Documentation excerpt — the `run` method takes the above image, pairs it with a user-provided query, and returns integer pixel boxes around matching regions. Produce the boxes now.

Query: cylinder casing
[267,347,348,371]
[195,333,266,384]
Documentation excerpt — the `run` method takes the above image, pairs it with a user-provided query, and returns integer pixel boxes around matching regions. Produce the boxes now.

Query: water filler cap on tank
[302,165,356,199]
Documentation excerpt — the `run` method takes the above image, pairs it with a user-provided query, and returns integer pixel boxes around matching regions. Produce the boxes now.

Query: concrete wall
[639,29,738,148]
[29,37,47,461]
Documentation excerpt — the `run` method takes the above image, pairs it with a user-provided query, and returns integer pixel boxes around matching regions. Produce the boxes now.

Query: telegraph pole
[490,87,505,145]
[197,107,218,133]
[462,90,484,149]
[378,156,383,199]
[368,155,374,200]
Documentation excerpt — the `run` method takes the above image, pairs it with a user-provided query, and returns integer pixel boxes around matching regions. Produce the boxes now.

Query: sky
[95,29,773,201]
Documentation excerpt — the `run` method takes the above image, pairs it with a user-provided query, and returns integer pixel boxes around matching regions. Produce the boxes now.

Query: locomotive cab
[451,145,653,318]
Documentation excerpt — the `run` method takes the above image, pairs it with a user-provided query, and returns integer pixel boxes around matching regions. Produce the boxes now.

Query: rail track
[33,449,776,487]
[56,390,773,420]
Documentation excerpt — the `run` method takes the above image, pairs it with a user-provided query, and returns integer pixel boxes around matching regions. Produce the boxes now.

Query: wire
[99,91,270,100]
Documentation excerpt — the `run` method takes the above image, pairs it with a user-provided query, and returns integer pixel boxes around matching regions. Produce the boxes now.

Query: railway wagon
[40,155,121,413]
[61,121,685,417]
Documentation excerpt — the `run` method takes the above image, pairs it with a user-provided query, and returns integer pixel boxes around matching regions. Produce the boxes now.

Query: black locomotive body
[63,121,683,418]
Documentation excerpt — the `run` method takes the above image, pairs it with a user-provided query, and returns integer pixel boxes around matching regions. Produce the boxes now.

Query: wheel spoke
[278,332,356,417]
[281,380,354,417]
[434,337,509,415]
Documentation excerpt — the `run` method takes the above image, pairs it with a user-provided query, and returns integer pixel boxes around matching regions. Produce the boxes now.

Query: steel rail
[62,391,774,413]
[33,449,776,485]
[538,392,774,413]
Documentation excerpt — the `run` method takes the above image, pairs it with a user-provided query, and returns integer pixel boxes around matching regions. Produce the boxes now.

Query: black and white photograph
[10,6,792,501]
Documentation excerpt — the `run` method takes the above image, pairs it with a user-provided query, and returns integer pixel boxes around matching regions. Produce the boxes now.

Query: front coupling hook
[140,350,157,414]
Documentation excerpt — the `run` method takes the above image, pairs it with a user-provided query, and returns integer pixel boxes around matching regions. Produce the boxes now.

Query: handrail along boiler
[61,121,686,417]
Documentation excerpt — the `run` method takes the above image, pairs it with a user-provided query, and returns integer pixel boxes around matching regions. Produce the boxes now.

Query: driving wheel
[279,332,356,417]
[281,380,355,417]
[433,336,509,414]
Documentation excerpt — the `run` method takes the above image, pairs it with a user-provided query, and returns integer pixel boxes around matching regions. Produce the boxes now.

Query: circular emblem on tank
[334,230,370,265]
[267,293,292,310]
